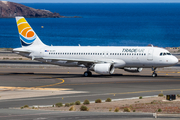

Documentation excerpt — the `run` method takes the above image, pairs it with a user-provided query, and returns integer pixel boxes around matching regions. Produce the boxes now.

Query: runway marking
[110,89,180,95]
[35,77,65,88]
[0,75,66,91]
[57,79,180,86]
[157,71,180,74]
[0,86,69,91]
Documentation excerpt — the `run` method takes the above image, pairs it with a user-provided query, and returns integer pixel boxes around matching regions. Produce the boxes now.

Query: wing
[42,57,105,64]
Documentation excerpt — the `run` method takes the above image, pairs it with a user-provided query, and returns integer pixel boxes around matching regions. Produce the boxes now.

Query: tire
[152,73,157,77]
[84,71,92,77]
[84,72,89,77]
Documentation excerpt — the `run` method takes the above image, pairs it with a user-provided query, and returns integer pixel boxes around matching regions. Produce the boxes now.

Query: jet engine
[124,67,143,73]
[90,63,114,75]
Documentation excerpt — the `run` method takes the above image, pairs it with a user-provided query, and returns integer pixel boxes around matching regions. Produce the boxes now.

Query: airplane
[13,17,179,77]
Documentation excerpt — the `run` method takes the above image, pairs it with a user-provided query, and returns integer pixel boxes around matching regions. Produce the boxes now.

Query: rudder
[15,17,46,47]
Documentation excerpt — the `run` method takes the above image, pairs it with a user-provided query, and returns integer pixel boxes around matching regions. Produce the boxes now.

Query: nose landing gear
[152,67,157,77]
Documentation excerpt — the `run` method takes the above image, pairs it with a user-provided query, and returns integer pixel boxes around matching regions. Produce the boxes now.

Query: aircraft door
[40,48,44,57]
[147,49,154,61]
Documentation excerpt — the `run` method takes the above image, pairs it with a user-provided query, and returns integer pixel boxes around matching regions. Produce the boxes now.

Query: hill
[0,1,68,18]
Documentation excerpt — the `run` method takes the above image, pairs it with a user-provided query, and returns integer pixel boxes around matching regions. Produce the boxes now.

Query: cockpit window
[160,52,172,56]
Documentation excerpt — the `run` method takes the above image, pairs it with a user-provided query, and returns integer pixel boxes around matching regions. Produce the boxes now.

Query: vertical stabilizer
[15,17,46,47]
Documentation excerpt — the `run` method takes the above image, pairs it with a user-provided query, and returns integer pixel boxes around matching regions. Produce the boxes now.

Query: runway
[0,66,180,119]
[0,67,180,107]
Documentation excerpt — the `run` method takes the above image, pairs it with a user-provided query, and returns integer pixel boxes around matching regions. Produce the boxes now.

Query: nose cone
[171,56,179,65]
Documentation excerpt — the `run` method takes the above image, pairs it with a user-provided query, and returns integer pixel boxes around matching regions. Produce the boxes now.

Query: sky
[3,0,180,3]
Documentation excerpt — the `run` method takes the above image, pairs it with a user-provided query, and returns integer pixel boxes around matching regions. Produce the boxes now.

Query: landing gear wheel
[84,71,92,77]
[152,72,157,77]
[151,67,157,77]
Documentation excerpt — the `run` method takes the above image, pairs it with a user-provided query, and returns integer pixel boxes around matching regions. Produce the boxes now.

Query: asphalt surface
[1,109,180,120]
[0,60,46,64]
[0,66,180,119]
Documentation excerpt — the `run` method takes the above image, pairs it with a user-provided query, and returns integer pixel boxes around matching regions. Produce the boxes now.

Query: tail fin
[15,17,46,47]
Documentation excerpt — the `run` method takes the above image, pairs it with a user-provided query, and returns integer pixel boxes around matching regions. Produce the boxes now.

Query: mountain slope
[0,1,64,18]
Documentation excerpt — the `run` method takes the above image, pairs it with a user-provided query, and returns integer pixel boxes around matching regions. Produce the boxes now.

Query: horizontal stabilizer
[13,48,31,53]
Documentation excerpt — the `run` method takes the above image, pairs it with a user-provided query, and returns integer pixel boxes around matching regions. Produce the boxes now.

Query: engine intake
[90,63,114,75]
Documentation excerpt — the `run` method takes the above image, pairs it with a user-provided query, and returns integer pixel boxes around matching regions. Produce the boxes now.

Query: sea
[0,3,180,48]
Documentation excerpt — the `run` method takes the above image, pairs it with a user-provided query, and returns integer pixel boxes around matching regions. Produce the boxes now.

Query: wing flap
[43,57,101,63]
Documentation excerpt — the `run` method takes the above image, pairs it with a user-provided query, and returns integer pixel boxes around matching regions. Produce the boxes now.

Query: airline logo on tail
[16,17,37,46]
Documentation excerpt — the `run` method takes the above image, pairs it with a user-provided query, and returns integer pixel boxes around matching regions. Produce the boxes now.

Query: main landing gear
[152,67,157,77]
[84,68,92,77]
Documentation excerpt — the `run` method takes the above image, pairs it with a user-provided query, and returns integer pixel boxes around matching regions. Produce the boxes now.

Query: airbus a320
[13,17,178,77]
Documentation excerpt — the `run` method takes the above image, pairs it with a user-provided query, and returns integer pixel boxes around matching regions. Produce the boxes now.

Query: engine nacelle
[90,63,114,75]
[124,67,143,73]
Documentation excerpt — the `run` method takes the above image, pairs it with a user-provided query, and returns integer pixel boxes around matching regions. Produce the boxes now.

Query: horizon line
[19,2,180,3]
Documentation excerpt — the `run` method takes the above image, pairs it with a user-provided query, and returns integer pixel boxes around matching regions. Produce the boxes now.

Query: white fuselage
[19,46,178,68]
